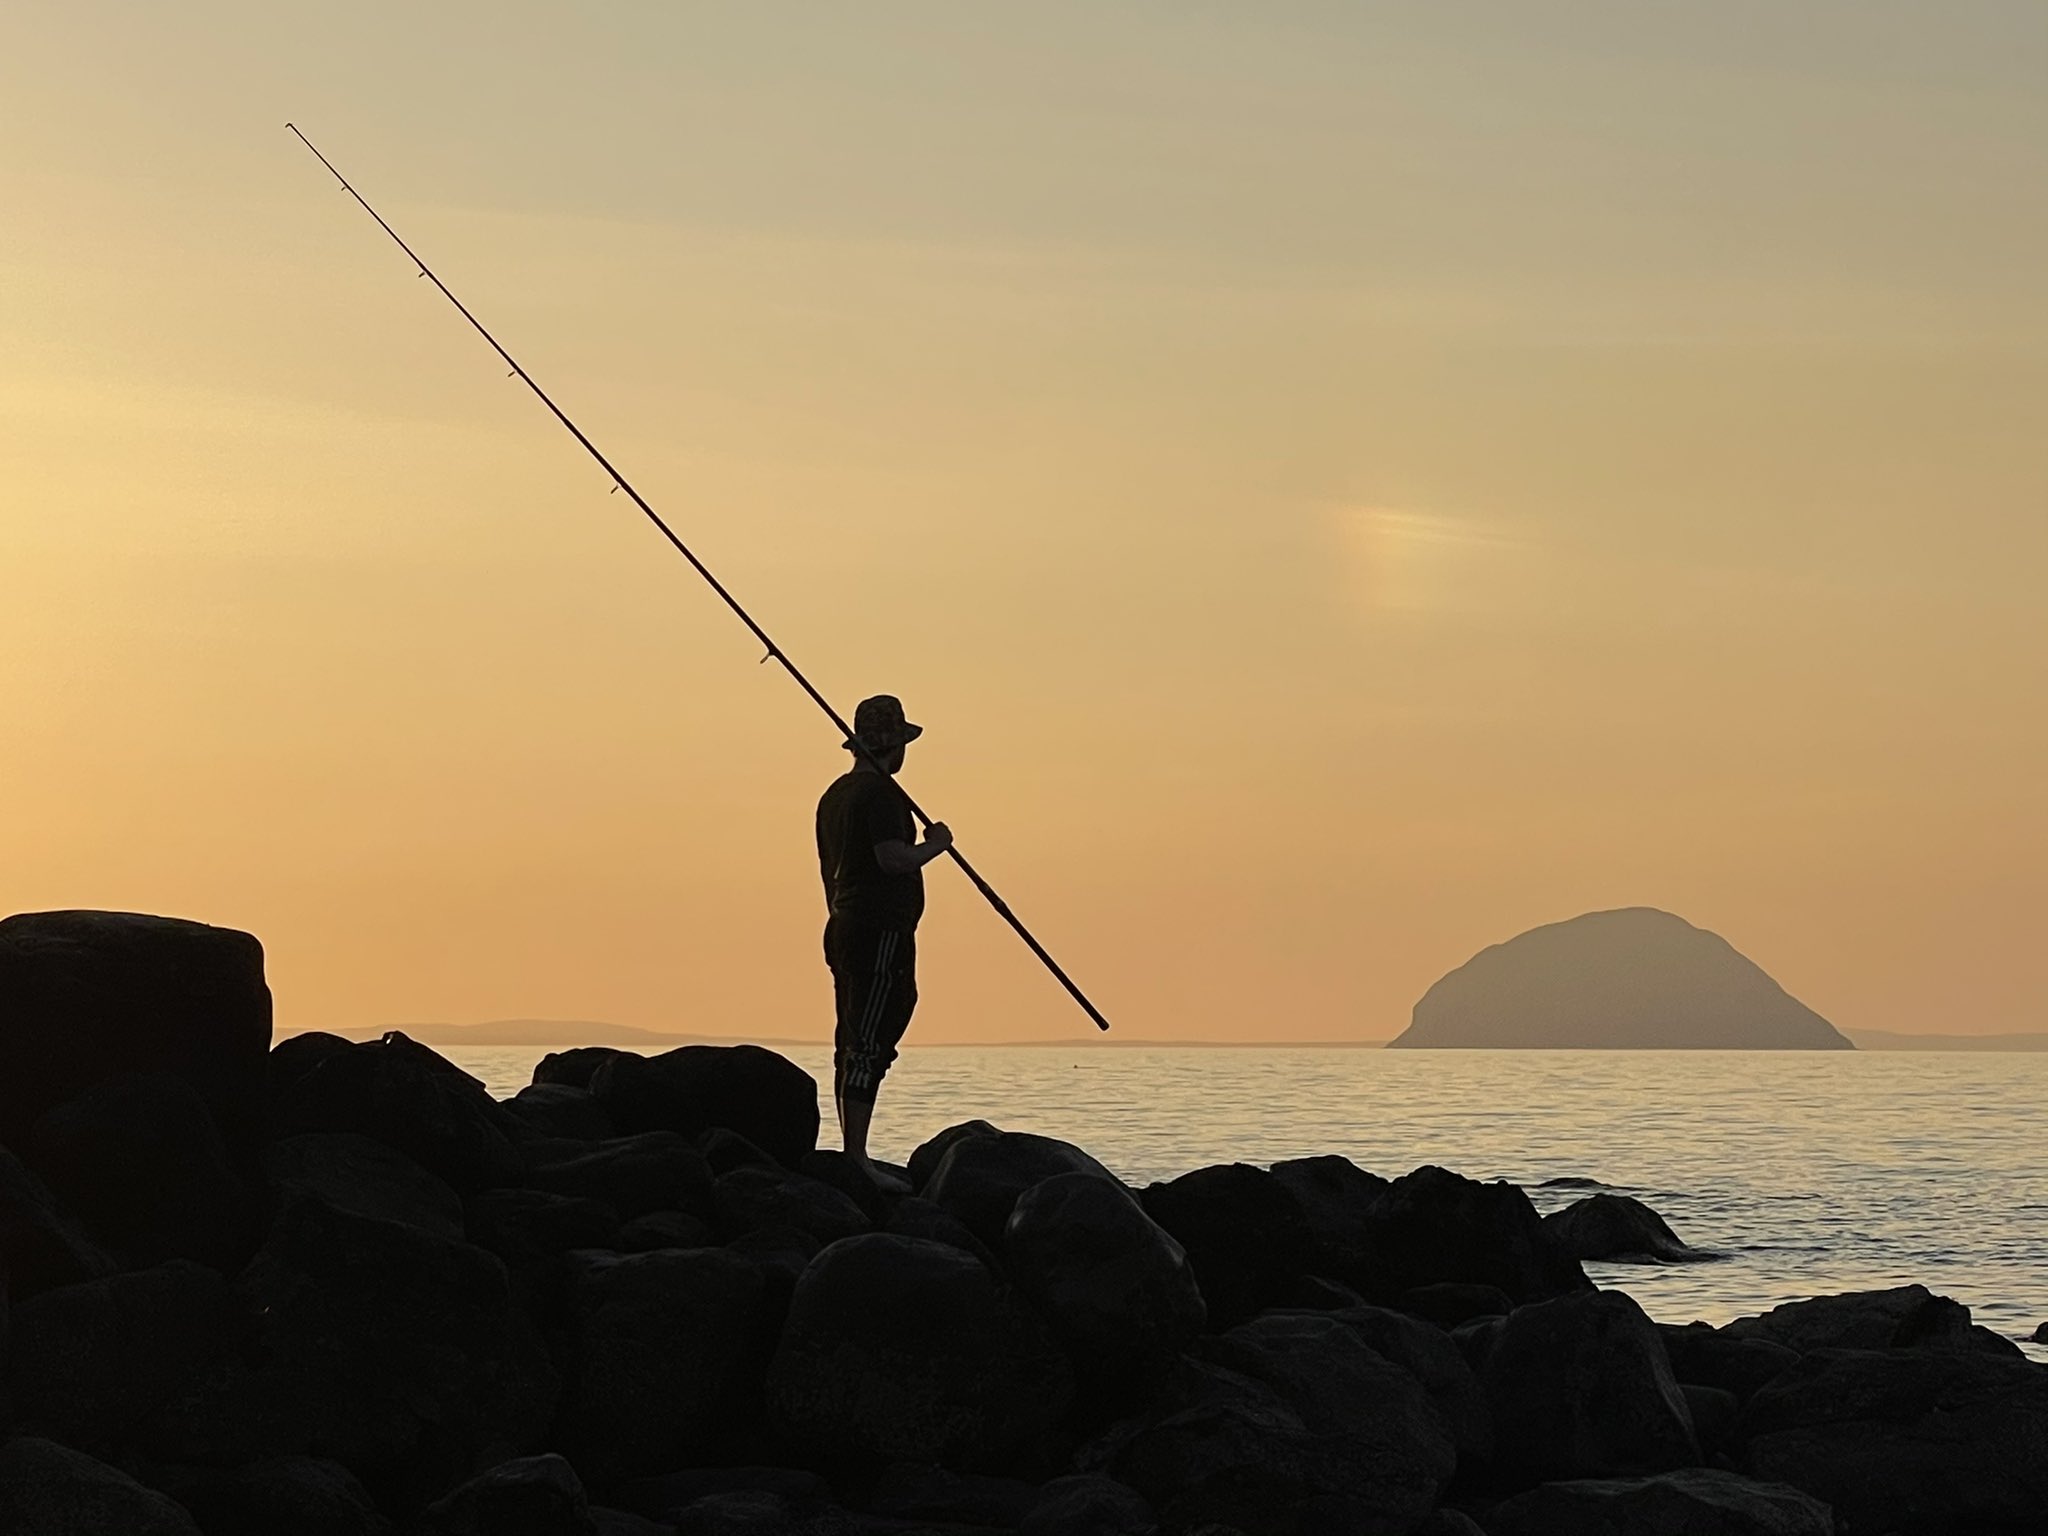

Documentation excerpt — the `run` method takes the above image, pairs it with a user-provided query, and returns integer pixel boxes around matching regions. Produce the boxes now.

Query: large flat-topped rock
[1391,908,1851,1049]
[0,911,273,1144]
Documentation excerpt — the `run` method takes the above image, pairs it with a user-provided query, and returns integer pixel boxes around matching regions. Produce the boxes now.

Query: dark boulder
[1098,1324,1453,1536]
[505,1084,616,1143]
[531,1133,714,1221]
[590,1046,819,1168]
[1361,1166,1588,1304]
[667,1491,815,1536]
[610,1466,831,1524]
[1268,1154,1389,1285]
[140,1197,557,1505]
[1683,1383,1740,1457]
[29,1073,254,1271]
[533,1047,626,1091]
[272,1033,524,1192]
[1658,1323,1799,1402]
[1543,1194,1702,1263]
[589,1509,671,1536]
[699,1127,780,1175]
[865,1464,1039,1526]
[798,1149,906,1221]
[4,1260,241,1455]
[1462,1288,1698,1485]
[0,910,272,1152]
[480,1133,591,1192]
[1198,1312,1456,1520]
[263,1132,464,1239]
[1017,1474,1154,1536]
[925,1130,1121,1249]
[1976,1325,2027,1357]
[467,1188,621,1264]
[725,1226,820,1306]
[554,1247,773,1483]
[0,1435,203,1535]
[1138,1164,1311,1330]
[1400,1281,1513,1329]
[1742,1345,2048,1535]
[1325,1304,1493,1470]
[713,1166,870,1246]
[615,1210,717,1252]
[1300,1494,1453,1533]
[417,1454,596,1536]
[907,1118,1002,1190]
[2035,1320,2047,1344]
[1004,1171,1205,1399]
[766,1233,1072,1473]
[157,1456,390,1536]
[1724,1282,2018,1357]
[268,1031,356,1098]
[0,1144,115,1298]
[1103,1387,1320,1536]
[500,1135,590,1169]
[1486,1468,1835,1536]
[1277,1273,1367,1311]
[883,1196,995,1265]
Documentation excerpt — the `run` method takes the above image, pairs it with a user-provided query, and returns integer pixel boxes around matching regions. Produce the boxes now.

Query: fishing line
[288,124,1111,1032]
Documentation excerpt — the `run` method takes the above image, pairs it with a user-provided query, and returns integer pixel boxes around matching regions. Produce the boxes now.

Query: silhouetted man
[816,694,951,1184]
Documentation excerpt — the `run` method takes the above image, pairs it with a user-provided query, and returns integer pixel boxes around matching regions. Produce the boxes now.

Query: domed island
[1391,907,1853,1049]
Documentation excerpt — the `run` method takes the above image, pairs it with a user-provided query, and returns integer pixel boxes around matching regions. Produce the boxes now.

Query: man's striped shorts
[824,914,918,1104]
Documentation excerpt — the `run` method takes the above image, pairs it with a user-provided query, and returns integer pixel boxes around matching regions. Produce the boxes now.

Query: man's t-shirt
[816,770,924,930]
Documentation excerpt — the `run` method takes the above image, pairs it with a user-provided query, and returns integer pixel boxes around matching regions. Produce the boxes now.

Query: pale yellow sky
[4,4,2045,1041]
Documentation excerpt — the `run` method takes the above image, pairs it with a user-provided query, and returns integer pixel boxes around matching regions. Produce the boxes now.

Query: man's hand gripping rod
[287,125,1111,1032]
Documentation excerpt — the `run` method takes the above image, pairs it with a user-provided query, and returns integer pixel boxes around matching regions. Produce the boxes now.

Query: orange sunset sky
[4,4,2045,1043]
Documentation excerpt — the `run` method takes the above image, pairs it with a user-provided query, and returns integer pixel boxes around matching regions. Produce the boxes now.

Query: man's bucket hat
[846,694,923,753]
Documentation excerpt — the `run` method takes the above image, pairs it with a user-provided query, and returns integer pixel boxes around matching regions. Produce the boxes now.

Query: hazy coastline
[336,1021,2048,1051]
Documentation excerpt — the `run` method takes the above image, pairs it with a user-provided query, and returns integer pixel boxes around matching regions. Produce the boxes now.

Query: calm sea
[446,1044,2048,1360]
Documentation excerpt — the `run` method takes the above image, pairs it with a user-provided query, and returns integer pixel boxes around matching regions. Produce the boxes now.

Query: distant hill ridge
[338,1019,812,1049]
[331,1024,1406,1049]
[1391,907,1853,1050]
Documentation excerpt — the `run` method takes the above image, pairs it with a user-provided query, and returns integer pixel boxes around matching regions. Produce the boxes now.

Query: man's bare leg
[838,1092,874,1169]
[838,1092,910,1192]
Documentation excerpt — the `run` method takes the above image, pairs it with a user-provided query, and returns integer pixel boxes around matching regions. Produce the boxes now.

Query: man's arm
[875,822,952,874]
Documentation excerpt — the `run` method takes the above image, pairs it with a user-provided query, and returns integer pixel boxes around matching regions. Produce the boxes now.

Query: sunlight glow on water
[448,1044,2048,1356]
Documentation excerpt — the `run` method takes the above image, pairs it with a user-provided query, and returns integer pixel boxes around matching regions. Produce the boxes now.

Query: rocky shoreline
[2,911,2044,1536]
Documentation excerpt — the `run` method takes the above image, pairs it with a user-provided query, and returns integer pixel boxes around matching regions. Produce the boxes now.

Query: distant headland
[1391,907,1854,1050]
[343,1018,2048,1052]
[340,1024,1403,1050]
[342,1020,813,1050]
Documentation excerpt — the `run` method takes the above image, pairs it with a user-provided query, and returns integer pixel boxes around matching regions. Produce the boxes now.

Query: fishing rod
[287,125,1111,1033]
